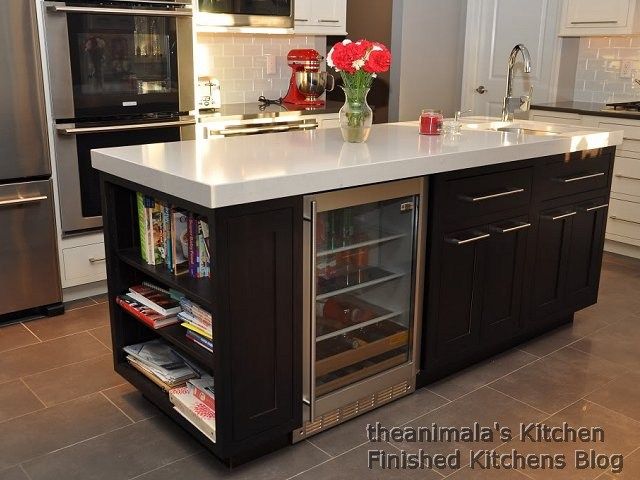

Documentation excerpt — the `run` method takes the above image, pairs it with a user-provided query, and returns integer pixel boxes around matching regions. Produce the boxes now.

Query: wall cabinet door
[294,0,346,34]
[530,203,574,321]
[559,0,638,36]
[480,217,531,342]
[565,198,609,310]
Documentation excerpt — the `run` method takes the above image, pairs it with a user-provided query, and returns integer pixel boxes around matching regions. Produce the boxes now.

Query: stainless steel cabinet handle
[554,172,606,183]
[446,232,490,245]
[209,123,318,137]
[610,215,640,225]
[295,18,309,22]
[459,187,524,202]
[0,195,47,207]
[615,174,640,181]
[570,20,618,24]
[493,222,531,234]
[318,19,340,23]
[47,5,193,17]
[309,200,317,422]
[89,257,106,264]
[57,119,196,135]
[584,203,609,212]
[545,211,577,221]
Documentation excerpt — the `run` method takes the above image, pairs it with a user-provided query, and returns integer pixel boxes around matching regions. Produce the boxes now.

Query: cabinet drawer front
[612,155,640,198]
[441,167,533,225]
[536,151,613,200]
[607,198,640,240]
[599,122,640,141]
[62,242,107,283]
[531,114,581,125]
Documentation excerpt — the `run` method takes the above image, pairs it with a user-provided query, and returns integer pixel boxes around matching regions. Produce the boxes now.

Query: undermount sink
[494,126,561,136]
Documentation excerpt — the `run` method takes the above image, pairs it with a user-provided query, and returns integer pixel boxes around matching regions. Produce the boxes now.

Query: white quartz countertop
[91,120,623,209]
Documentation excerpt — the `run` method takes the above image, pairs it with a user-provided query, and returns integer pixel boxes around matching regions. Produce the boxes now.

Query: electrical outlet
[621,60,634,78]
[265,54,277,75]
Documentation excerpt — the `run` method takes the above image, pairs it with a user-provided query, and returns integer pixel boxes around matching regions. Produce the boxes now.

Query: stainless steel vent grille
[294,381,412,441]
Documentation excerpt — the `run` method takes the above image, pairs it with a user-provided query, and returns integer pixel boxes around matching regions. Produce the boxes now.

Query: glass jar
[419,109,444,135]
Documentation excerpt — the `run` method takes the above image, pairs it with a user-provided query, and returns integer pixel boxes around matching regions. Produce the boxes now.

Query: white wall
[389,0,467,121]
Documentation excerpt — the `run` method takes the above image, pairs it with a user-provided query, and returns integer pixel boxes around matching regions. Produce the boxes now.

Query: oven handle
[56,119,196,135]
[46,5,193,17]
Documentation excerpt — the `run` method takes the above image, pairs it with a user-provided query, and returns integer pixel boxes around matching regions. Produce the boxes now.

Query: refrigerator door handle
[0,195,48,207]
[307,200,318,421]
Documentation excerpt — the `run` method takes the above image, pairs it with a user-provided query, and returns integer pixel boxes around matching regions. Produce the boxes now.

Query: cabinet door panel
[565,0,631,26]
[531,206,573,319]
[432,229,487,359]
[294,0,312,23]
[481,218,530,341]
[566,198,608,309]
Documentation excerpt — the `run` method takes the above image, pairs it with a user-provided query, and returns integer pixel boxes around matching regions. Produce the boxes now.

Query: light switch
[266,54,277,75]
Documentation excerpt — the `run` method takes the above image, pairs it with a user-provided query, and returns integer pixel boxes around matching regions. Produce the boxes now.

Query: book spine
[126,290,170,317]
[137,192,148,263]
[116,297,157,329]
[169,401,216,442]
[188,213,196,278]
[197,220,204,279]
[178,313,210,332]
[163,203,172,273]
[144,195,155,265]
[180,298,213,323]
[191,385,216,411]
[185,332,213,353]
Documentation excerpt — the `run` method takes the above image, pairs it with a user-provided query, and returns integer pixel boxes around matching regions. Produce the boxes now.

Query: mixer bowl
[295,71,335,99]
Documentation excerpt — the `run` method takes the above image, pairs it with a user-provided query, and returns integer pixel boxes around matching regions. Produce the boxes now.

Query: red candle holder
[419,109,444,135]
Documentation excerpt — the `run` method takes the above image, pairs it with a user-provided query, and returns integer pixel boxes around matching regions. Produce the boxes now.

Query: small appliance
[283,49,335,107]
[198,77,221,110]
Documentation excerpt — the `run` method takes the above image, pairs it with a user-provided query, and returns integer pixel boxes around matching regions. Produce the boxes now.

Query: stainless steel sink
[495,127,561,136]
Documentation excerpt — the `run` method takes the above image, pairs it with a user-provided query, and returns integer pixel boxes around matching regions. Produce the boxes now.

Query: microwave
[197,0,293,29]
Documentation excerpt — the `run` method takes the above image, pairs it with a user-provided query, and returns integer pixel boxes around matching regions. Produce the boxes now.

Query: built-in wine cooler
[296,178,426,441]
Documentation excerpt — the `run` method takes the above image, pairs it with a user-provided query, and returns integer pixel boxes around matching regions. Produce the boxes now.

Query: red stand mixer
[283,49,335,107]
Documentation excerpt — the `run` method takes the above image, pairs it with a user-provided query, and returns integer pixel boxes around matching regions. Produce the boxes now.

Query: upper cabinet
[559,0,640,36]
[294,0,347,35]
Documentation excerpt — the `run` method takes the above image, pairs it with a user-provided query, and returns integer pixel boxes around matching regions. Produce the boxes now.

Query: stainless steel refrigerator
[0,0,63,317]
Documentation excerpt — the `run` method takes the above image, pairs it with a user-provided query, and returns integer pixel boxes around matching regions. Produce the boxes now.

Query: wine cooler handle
[309,200,317,422]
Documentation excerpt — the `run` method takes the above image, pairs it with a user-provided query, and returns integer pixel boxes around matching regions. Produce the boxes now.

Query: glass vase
[339,87,373,143]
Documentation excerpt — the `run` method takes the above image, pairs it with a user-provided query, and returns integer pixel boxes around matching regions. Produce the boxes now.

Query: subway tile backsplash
[196,33,327,104]
[574,36,640,103]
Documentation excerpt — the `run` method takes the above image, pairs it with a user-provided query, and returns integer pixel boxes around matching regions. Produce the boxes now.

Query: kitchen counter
[92,120,623,210]
[196,100,343,123]
[532,101,640,120]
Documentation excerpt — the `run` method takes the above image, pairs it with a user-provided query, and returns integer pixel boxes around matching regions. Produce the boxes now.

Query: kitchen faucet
[502,44,533,122]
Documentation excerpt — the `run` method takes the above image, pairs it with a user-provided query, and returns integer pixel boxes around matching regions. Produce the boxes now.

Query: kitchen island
[92,120,623,466]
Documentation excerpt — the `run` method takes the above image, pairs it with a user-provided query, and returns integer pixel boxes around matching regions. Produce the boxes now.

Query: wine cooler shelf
[316,230,406,257]
[316,266,405,300]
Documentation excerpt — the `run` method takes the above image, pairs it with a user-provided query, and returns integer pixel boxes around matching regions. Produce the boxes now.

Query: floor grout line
[85,328,113,351]
[582,398,640,427]
[19,378,48,409]
[18,463,33,480]
[127,452,201,480]
[17,352,114,384]
[485,385,549,415]
[304,439,333,458]
[19,323,43,343]
[285,440,372,479]
[100,391,136,424]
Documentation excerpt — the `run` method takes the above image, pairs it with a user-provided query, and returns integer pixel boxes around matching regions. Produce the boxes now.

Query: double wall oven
[43,0,195,234]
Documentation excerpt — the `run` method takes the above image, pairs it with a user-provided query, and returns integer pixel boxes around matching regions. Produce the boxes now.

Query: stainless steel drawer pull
[89,257,106,264]
[47,5,193,17]
[318,19,340,23]
[610,215,640,225]
[555,172,606,183]
[446,233,490,245]
[570,20,618,24]
[494,222,531,234]
[615,174,640,181]
[459,187,524,202]
[546,211,577,221]
[295,18,309,22]
[0,195,47,207]
[585,204,609,212]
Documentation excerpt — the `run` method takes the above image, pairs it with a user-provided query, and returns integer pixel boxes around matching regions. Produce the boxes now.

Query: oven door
[43,1,194,120]
[54,119,194,234]
[197,0,293,29]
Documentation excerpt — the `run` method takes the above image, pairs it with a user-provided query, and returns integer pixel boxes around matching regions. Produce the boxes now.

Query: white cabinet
[559,0,640,36]
[294,0,347,35]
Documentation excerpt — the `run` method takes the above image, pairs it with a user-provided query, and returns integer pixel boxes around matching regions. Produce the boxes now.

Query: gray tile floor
[0,255,638,479]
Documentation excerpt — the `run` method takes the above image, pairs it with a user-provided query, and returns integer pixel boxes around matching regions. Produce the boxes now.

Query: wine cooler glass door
[304,178,425,420]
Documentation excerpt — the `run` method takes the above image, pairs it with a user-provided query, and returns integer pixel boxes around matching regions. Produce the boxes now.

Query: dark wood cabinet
[419,147,615,385]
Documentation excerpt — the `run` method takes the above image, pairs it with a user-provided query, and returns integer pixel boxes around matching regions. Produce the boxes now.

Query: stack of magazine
[115,282,182,330]
[178,298,213,352]
[169,376,216,442]
[137,193,211,279]
[124,339,197,390]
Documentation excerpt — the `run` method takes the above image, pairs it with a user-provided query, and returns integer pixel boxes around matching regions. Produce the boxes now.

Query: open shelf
[317,231,406,257]
[316,266,405,300]
[117,308,214,372]
[116,362,218,450]
[117,248,214,310]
